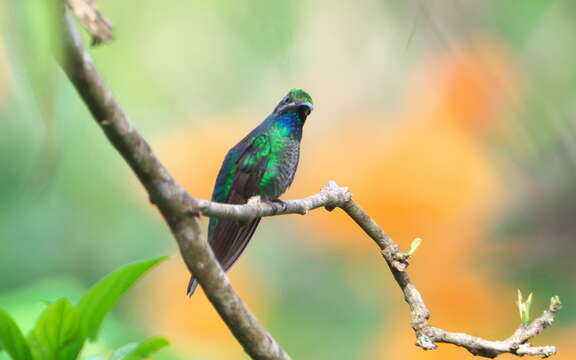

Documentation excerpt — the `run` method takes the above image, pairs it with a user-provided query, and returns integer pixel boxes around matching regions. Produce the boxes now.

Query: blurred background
[1,0,575,359]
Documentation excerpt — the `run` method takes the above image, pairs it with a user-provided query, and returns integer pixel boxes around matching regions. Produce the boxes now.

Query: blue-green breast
[212,112,303,203]
[258,112,302,199]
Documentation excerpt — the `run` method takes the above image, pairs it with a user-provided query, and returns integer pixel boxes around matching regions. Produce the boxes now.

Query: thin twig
[56,5,561,360]
[200,183,562,358]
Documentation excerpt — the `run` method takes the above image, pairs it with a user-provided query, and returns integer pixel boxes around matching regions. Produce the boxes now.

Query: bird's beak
[297,102,314,116]
[300,102,314,112]
[275,101,314,116]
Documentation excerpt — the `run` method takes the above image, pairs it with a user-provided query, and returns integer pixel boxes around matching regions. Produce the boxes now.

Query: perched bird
[187,89,314,295]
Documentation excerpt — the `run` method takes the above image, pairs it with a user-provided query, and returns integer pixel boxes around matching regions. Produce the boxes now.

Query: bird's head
[273,89,314,119]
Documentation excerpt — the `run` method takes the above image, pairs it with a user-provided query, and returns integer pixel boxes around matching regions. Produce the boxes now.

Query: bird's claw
[266,199,287,214]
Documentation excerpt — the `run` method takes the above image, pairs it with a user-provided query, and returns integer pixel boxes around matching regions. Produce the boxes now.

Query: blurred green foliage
[488,0,576,324]
[0,257,168,360]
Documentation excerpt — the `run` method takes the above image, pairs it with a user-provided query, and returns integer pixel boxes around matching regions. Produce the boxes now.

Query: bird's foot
[264,199,287,214]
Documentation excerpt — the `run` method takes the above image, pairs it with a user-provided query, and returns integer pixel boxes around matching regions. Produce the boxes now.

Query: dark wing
[187,134,270,295]
[210,134,270,270]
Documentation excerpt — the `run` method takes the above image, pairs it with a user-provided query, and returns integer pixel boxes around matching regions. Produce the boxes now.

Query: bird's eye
[283,96,291,104]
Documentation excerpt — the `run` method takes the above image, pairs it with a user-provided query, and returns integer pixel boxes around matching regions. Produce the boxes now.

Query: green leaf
[77,257,167,341]
[27,298,84,360]
[109,337,170,360]
[407,237,422,257]
[517,290,534,325]
[0,310,33,360]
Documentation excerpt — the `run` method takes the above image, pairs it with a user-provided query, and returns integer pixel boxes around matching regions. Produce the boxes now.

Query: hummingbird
[187,89,314,295]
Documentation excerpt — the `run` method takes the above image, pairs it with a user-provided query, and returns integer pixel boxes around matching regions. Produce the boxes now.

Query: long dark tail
[187,217,262,296]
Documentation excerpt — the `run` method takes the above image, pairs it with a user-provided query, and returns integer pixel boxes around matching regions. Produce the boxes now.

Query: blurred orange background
[2,0,575,359]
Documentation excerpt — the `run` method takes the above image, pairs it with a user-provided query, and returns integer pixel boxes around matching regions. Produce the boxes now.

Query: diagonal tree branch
[57,5,562,360]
